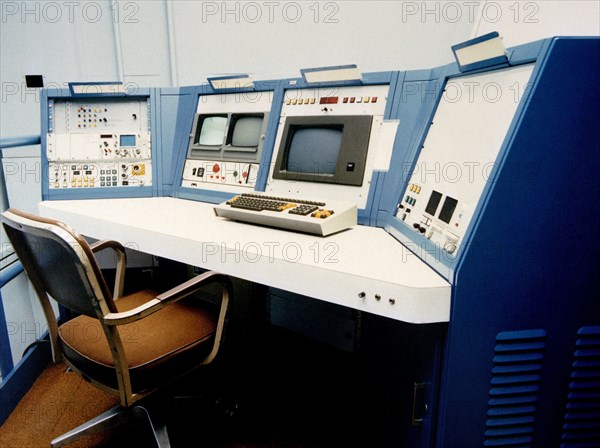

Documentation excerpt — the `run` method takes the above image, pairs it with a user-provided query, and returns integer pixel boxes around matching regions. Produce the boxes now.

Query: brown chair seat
[59,289,217,393]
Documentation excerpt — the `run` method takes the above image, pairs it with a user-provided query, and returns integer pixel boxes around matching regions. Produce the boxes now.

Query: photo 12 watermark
[401,1,540,24]
[199,1,340,24]
[401,79,534,105]
[200,240,340,264]
[1,1,140,24]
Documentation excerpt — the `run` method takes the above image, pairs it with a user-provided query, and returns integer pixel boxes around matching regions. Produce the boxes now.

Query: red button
[213,163,220,173]
[372,97,378,103]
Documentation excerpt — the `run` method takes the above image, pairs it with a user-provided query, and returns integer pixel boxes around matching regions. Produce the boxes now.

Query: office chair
[1,208,232,447]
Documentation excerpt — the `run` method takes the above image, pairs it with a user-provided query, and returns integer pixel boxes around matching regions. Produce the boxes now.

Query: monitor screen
[230,116,263,147]
[120,134,136,147]
[286,126,343,175]
[186,103,269,163]
[194,115,227,146]
[273,115,372,187]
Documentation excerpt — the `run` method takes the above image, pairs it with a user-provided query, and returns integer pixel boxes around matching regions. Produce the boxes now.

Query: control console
[46,97,153,190]
[181,92,271,194]
[396,65,534,257]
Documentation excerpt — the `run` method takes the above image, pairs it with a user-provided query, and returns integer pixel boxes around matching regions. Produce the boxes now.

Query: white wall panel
[116,0,172,87]
[473,1,600,46]
[0,0,119,137]
[172,1,478,85]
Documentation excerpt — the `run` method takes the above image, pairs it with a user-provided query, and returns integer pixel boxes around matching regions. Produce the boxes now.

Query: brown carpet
[0,362,119,448]
[0,327,371,448]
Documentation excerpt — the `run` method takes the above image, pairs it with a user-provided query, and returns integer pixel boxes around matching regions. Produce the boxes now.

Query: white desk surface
[39,197,451,323]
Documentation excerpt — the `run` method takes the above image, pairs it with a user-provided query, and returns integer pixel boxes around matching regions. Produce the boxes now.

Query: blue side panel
[359,171,386,227]
[153,88,164,197]
[376,70,446,225]
[358,70,401,227]
[149,88,160,198]
[357,208,368,226]
[0,291,14,375]
[255,80,288,192]
[0,344,51,426]
[387,71,405,120]
[40,90,49,200]
[171,86,202,199]
[156,88,187,197]
[436,37,600,447]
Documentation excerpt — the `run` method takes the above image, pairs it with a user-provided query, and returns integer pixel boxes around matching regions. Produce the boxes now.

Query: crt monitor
[189,113,265,156]
[272,115,372,187]
[191,114,228,151]
[225,114,264,152]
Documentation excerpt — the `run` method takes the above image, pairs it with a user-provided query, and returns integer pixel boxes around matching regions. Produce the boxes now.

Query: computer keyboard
[213,193,357,236]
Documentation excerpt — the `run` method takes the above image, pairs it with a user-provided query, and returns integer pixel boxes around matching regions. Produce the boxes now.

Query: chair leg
[51,405,171,448]
[132,406,171,448]
[150,418,171,447]
[50,405,125,447]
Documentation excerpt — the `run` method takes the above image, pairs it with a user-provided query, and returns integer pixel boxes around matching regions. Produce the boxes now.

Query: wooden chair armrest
[90,240,127,299]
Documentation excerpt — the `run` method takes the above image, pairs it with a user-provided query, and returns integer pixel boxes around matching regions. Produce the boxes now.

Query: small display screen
[231,116,263,147]
[196,116,227,146]
[120,135,136,147]
[438,196,458,224]
[425,190,443,216]
[319,97,339,104]
[286,126,343,175]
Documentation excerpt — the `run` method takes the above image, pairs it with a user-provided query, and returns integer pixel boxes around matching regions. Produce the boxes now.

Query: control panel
[266,84,398,209]
[46,98,152,189]
[49,161,149,189]
[181,92,272,193]
[396,65,534,256]
[182,161,259,188]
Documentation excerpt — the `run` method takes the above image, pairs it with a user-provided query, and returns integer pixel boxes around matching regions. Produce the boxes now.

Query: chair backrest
[1,209,116,318]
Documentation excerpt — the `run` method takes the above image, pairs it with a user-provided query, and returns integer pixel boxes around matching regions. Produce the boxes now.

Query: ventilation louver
[561,325,600,448]
[484,329,547,447]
